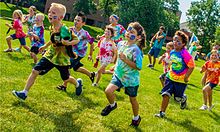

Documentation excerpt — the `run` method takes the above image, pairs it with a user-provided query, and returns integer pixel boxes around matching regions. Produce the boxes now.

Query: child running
[199,50,220,111]
[92,26,117,87]
[29,13,45,64]
[57,12,95,91]
[155,31,195,118]
[101,22,146,127]
[158,42,174,88]
[15,6,37,52]
[12,3,82,100]
[4,10,30,52]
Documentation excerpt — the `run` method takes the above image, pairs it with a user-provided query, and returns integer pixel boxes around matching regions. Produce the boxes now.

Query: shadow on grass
[6,53,25,62]
[209,111,220,123]
[165,118,203,132]
[188,83,199,88]
[12,101,83,131]
[66,91,99,109]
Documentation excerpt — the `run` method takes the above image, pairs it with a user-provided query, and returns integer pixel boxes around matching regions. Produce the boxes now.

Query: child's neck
[110,23,117,27]
[105,37,111,41]
[52,22,62,32]
[75,26,82,32]
[36,22,43,27]
[127,40,135,46]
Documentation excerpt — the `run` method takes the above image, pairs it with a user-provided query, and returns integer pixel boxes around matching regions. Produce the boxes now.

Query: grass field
[1,2,220,132]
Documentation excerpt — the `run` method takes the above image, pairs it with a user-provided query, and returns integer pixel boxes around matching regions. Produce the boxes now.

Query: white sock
[76,82,79,88]
[22,89,28,96]
[110,101,116,108]
[133,115,139,121]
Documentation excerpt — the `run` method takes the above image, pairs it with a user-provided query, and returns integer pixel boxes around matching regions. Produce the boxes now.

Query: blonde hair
[51,3,66,18]
[166,42,174,49]
[13,10,23,21]
[36,13,45,21]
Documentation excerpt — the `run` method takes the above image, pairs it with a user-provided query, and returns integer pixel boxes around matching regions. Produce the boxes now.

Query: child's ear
[59,16,64,20]
[137,35,141,41]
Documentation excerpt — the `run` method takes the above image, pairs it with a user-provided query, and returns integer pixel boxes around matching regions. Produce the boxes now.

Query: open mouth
[49,17,52,21]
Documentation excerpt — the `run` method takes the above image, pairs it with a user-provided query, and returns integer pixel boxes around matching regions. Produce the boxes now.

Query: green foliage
[73,0,97,15]
[187,0,220,53]
[98,0,117,20]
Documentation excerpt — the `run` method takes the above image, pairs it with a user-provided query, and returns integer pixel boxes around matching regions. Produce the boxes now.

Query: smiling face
[29,8,35,16]
[109,16,118,24]
[74,15,85,28]
[210,52,219,62]
[48,6,61,23]
[173,35,185,51]
[13,12,19,19]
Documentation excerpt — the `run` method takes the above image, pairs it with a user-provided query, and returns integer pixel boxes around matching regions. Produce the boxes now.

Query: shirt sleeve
[133,47,143,70]
[85,31,94,44]
[12,19,19,29]
[182,49,195,68]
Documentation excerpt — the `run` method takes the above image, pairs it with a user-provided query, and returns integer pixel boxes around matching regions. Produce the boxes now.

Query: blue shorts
[34,57,70,80]
[30,46,39,54]
[206,82,217,89]
[148,47,161,58]
[110,74,139,97]
[70,56,83,71]
[10,34,26,45]
[161,77,187,99]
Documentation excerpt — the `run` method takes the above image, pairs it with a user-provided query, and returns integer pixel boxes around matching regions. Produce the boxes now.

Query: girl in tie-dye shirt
[101,22,146,127]
[155,31,195,118]
[199,50,220,111]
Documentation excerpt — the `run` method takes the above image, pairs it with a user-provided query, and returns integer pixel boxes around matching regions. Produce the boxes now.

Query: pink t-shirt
[13,19,26,38]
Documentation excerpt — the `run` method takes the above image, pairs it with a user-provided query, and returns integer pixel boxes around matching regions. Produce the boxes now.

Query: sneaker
[199,104,208,110]
[92,83,98,87]
[4,48,13,52]
[75,78,83,96]
[180,95,187,109]
[155,111,165,118]
[89,72,95,83]
[208,105,214,111]
[130,116,141,127]
[12,90,27,100]
[56,85,67,92]
[101,103,117,116]
[14,47,21,52]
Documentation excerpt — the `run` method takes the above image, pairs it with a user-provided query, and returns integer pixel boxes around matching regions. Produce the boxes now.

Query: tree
[187,0,220,53]
[98,0,117,20]
[73,0,97,15]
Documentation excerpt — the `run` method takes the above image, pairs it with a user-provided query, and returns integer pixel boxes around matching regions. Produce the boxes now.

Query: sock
[110,101,116,108]
[76,81,79,88]
[22,89,28,96]
[133,115,139,121]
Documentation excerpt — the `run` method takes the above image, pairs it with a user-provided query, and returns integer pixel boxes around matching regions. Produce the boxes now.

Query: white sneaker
[208,105,214,111]
[92,83,98,87]
[199,104,208,110]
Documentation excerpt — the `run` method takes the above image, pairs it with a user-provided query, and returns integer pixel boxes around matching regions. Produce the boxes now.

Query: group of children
[6,3,220,127]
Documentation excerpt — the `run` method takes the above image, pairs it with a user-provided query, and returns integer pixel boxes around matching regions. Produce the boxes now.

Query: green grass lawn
[1,2,220,132]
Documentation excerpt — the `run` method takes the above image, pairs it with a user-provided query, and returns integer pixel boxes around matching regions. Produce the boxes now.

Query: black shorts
[30,46,39,54]
[70,56,84,71]
[34,57,70,80]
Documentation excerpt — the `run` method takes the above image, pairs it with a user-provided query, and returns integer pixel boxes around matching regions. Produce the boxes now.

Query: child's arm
[111,45,117,63]
[39,41,52,52]
[201,72,207,86]
[119,52,140,70]
[150,34,157,47]
[158,53,166,64]
[88,43,94,61]
[5,23,13,29]
[184,67,194,83]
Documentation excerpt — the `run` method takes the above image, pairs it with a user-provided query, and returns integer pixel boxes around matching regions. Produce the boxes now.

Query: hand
[38,46,45,53]
[88,55,93,62]
[33,34,40,41]
[184,76,189,83]
[119,52,126,61]
[150,43,152,47]
[111,58,115,63]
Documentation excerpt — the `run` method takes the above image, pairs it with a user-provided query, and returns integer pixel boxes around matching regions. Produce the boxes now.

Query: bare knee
[31,69,39,76]
[6,36,12,41]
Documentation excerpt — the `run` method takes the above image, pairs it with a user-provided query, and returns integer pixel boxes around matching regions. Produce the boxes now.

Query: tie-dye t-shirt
[202,61,220,84]
[114,41,143,87]
[112,24,126,44]
[166,48,195,83]
[70,27,94,57]
[31,24,44,47]
[13,19,26,38]
[44,25,72,66]
[26,15,36,32]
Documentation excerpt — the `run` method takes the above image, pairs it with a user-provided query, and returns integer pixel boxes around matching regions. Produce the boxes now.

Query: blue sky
[178,0,220,23]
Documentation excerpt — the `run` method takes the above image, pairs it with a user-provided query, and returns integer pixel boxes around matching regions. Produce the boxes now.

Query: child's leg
[105,83,119,104]
[148,54,152,64]
[207,87,213,107]
[6,36,13,50]
[202,84,210,105]
[153,56,156,67]
[30,52,38,64]
[129,97,139,116]
[63,76,77,87]
[24,69,40,91]
[22,45,30,52]
[161,95,170,112]
[77,67,92,77]
[96,64,107,84]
